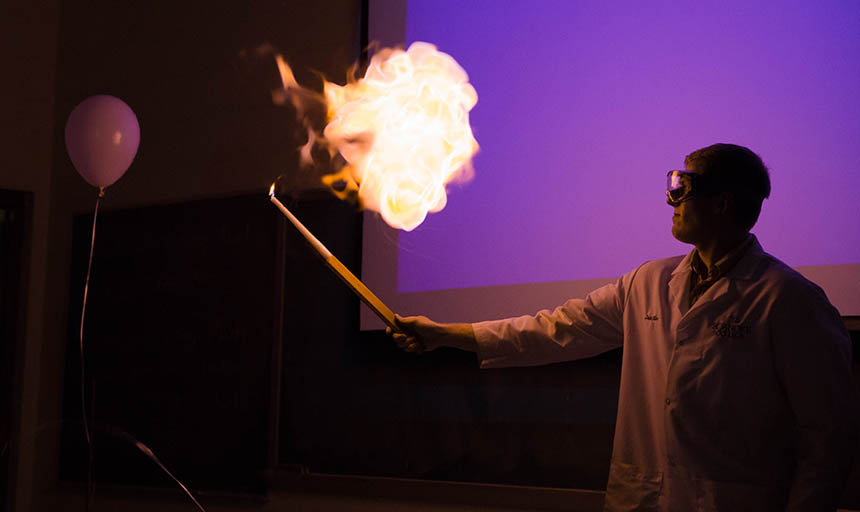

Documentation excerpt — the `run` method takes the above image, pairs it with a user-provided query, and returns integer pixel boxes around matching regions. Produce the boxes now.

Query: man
[389,143,858,511]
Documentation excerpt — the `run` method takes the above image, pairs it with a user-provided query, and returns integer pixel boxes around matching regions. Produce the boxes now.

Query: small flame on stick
[275,42,478,231]
[269,181,398,330]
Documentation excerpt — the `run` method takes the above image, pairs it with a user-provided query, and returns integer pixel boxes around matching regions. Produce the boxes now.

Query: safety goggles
[666,170,712,206]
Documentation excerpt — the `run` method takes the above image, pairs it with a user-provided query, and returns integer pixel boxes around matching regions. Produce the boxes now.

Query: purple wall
[396,0,860,292]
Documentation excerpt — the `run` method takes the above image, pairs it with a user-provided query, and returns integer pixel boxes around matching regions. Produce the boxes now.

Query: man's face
[671,164,719,245]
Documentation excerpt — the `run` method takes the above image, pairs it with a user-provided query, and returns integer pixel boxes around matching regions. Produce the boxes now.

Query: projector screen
[361,0,860,329]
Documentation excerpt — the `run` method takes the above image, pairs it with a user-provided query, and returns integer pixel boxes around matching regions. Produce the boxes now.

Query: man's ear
[713,192,732,216]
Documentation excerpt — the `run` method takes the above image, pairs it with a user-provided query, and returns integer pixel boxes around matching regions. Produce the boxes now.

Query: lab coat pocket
[604,459,662,512]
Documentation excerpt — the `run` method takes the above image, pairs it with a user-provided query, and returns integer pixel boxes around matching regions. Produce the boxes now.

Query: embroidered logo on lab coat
[711,318,751,338]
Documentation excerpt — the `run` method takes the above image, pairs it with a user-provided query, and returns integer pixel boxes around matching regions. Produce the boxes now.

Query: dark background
[60,194,280,494]
[57,189,623,493]
[0,191,33,512]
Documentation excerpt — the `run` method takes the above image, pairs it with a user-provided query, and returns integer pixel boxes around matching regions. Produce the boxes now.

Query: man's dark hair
[684,143,771,231]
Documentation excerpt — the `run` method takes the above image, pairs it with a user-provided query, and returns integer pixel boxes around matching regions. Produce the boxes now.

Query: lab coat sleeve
[771,280,859,511]
[472,266,638,369]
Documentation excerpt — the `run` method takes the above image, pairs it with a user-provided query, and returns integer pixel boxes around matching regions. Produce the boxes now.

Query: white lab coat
[473,236,857,511]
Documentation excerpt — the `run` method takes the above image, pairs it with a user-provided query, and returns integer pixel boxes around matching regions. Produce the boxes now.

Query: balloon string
[1,419,207,512]
[80,191,100,443]
[75,187,206,511]
[79,189,102,512]
[133,440,207,512]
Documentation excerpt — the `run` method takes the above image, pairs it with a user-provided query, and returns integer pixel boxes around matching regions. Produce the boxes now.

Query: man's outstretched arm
[386,264,644,367]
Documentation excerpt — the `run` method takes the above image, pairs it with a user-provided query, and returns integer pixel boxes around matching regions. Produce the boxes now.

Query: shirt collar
[673,234,762,280]
[690,234,754,281]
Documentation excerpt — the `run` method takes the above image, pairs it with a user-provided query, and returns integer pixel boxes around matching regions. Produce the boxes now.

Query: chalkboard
[276,196,623,490]
[59,191,626,495]
[60,193,283,494]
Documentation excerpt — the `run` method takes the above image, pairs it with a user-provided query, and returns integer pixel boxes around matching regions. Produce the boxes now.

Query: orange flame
[276,42,478,231]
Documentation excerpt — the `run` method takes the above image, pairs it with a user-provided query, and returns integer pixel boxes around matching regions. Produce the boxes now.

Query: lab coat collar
[722,234,764,281]
[671,251,695,277]
[670,234,763,280]
[669,253,695,315]
[667,234,764,315]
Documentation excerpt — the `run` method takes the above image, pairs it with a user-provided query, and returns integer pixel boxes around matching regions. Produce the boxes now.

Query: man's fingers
[387,315,429,354]
[391,332,425,354]
[404,341,424,354]
[394,314,426,333]
[392,332,414,349]
[393,314,411,333]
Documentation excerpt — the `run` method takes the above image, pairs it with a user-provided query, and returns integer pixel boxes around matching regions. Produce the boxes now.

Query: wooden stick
[269,190,398,331]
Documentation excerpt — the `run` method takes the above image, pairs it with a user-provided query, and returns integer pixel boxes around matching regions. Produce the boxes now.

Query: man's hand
[387,315,477,354]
